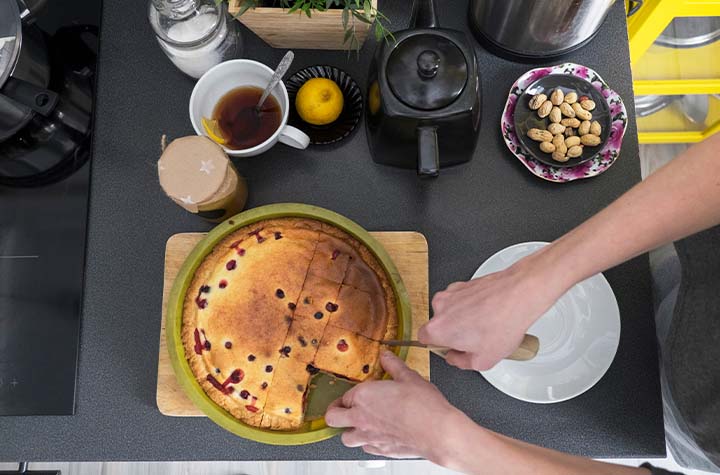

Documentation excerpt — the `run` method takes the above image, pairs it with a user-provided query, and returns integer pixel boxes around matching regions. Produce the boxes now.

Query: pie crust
[181,218,397,430]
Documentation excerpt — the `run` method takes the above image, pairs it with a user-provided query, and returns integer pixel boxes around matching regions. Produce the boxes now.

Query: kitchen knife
[382,334,539,361]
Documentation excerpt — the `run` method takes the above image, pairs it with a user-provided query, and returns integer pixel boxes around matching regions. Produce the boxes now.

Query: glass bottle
[148,0,242,79]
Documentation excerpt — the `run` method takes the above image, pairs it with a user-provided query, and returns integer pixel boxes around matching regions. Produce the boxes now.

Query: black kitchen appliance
[0,0,100,416]
[365,0,481,177]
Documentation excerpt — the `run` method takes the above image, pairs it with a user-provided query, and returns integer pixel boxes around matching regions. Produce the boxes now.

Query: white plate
[473,242,620,404]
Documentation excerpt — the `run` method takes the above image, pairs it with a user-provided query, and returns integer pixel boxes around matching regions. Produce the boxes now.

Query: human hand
[325,351,471,464]
[419,253,568,371]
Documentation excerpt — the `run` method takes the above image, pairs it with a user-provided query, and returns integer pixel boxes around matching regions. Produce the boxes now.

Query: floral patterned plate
[501,63,627,183]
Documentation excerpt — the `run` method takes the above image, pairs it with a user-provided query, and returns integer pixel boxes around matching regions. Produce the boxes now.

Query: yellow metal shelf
[634,79,720,95]
[638,131,705,143]
[628,1,720,65]
[634,43,720,80]
[629,0,720,142]
[636,95,720,142]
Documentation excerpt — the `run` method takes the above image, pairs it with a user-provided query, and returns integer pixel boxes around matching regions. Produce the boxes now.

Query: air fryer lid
[386,33,468,111]
[0,1,22,89]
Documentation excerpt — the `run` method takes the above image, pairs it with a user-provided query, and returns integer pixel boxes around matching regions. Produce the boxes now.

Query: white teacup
[189,59,310,157]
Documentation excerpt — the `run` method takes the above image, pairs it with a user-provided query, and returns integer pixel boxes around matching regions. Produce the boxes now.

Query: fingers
[341,383,362,408]
[444,350,476,370]
[418,314,457,347]
[444,350,498,371]
[431,290,449,314]
[417,321,432,344]
[326,396,347,415]
[362,445,385,457]
[325,405,356,428]
[445,281,468,292]
[379,351,416,382]
[341,429,374,447]
[423,290,463,346]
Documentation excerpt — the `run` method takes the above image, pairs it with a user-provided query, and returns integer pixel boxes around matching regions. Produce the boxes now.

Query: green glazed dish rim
[166,203,412,445]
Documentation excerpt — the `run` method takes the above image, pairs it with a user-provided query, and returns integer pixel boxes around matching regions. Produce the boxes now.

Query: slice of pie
[181,217,397,430]
[314,324,382,381]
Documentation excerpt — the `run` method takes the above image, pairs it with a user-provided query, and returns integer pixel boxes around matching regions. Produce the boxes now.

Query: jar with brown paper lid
[158,136,247,222]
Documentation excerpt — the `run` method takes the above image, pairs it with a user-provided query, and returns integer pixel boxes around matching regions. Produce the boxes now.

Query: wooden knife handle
[507,334,539,361]
[427,334,539,362]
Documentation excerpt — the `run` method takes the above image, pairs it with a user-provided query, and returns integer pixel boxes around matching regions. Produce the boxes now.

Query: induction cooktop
[0,0,101,416]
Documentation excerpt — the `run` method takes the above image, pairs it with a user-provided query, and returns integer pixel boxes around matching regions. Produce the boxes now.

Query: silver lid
[0,0,22,89]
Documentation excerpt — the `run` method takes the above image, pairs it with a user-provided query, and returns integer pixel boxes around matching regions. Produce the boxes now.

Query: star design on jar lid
[199,159,215,175]
[180,195,195,205]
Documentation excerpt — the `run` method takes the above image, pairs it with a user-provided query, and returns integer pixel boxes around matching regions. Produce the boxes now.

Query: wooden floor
[3,144,716,475]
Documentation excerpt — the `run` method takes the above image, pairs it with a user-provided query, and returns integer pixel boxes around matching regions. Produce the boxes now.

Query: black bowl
[285,65,363,146]
[513,74,611,168]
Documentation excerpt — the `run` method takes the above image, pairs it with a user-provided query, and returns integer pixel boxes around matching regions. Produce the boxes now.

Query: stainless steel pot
[0,0,57,143]
[469,0,616,59]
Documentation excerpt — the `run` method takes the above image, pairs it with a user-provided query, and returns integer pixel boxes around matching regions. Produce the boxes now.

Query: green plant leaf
[342,6,349,29]
[351,9,371,23]
[231,0,255,17]
[343,28,353,44]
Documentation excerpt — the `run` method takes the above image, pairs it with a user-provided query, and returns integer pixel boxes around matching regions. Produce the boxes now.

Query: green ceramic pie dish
[166,203,412,445]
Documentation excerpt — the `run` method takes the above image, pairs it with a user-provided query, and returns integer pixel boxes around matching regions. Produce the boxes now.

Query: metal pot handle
[2,77,58,116]
[17,0,48,23]
[417,125,439,177]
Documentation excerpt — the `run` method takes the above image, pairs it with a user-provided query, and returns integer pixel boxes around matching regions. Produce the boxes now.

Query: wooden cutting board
[157,231,430,416]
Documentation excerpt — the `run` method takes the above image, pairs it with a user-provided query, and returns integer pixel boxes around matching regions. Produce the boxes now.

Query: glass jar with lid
[148,0,242,79]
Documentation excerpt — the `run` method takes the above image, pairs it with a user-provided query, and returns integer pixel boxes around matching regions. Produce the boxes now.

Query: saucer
[285,65,363,145]
[473,242,620,404]
[501,63,628,183]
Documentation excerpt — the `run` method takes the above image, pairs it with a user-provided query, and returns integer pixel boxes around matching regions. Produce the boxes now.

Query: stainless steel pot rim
[635,94,676,117]
[656,29,720,48]
[655,17,720,48]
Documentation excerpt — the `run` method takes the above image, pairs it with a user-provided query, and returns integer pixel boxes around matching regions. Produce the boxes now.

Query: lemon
[295,78,344,126]
[201,117,227,145]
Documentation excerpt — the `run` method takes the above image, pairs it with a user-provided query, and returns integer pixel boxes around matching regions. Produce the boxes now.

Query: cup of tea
[189,59,310,157]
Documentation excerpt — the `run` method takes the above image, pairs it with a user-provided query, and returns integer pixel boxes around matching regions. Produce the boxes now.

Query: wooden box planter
[229,0,378,50]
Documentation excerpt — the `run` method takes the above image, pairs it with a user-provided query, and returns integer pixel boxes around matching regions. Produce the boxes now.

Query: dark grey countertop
[0,0,665,462]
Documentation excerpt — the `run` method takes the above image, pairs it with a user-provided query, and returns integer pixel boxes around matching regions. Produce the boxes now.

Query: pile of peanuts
[526,88,602,163]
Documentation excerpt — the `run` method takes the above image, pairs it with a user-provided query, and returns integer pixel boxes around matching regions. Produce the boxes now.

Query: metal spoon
[256,50,294,112]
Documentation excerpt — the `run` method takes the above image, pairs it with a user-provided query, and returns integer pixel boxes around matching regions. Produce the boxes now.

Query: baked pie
[181,218,397,430]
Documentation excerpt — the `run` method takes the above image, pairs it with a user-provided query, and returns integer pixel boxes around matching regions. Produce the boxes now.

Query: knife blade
[381,334,539,362]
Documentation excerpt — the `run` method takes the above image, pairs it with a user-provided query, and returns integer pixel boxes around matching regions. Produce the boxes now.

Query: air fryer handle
[410,0,438,29]
[2,77,58,117]
[417,126,439,177]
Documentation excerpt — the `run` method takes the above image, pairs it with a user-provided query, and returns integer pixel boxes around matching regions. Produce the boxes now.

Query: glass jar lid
[148,0,224,47]
[0,0,21,89]
[386,33,468,111]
